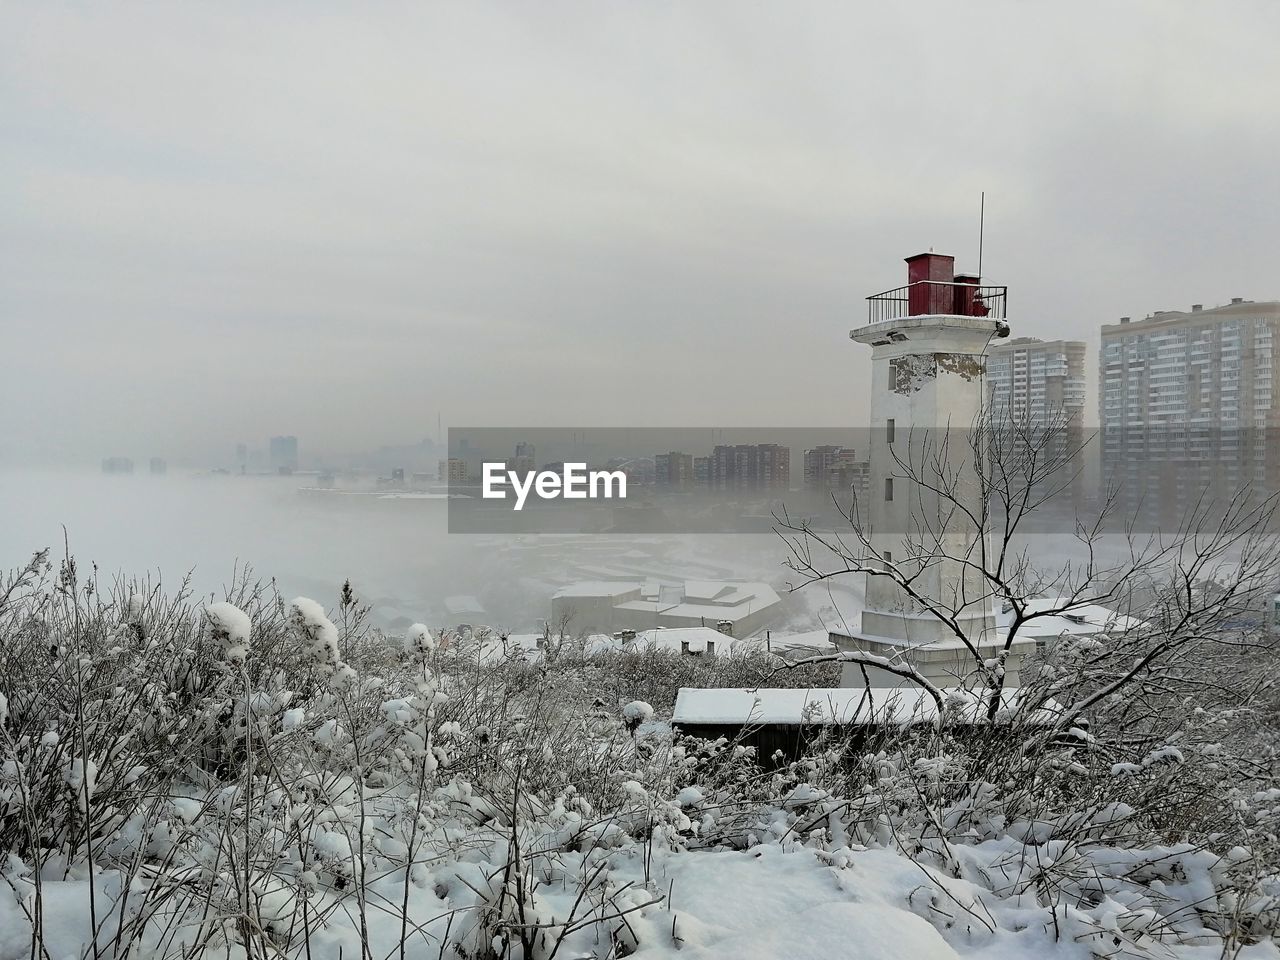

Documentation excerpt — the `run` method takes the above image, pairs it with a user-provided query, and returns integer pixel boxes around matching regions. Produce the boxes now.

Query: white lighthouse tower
[836,252,1014,688]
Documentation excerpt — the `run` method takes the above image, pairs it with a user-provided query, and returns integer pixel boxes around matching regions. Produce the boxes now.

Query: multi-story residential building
[1099,299,1280,520]
[438,458,468,484]
[802,444,868,502]
[803,445,853,489]
[693,456,711,488]
[708,443,790,491]
[654,451,695,488]
[987,337,1087,430]
[828,457,871,503]
[986,337,1089,509]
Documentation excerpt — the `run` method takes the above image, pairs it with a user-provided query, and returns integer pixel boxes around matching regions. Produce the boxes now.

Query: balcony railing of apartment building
[866,280,1008,324]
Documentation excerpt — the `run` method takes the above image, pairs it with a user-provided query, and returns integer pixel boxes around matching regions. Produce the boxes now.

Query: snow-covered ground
[3,497,1277,960]
[3,796,1275,960]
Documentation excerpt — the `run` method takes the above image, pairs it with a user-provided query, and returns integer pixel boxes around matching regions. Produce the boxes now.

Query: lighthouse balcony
[866,280,1007,324]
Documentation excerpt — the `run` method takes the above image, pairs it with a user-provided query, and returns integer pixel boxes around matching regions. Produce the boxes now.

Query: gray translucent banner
[442,427,1279,535]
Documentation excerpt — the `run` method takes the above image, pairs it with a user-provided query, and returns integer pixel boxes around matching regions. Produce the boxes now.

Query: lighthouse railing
[866,281,1007,323]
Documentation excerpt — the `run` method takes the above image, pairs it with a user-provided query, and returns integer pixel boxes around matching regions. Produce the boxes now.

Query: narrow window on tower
[883,550,893,570]
[886,418,896,444]
[884,477,894,501]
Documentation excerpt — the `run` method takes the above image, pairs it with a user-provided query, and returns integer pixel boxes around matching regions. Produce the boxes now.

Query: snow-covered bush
[2,551,1280,959]
[203,600,252,664]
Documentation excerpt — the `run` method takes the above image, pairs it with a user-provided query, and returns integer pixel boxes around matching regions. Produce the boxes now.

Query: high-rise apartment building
[802,445,864,491]
[654,451,695,488]
[987,337,1087,430]
[1100,299,1279,517]
[693,456,711,488]
[708,443,790,491]
[804,445,844,489]
[986,337,1089,508]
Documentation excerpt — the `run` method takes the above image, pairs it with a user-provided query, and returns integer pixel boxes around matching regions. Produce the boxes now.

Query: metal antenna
[978,191,986,280]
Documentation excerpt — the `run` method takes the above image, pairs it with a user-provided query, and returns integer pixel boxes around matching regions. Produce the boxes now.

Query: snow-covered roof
[686,578,737,601]
[735,630,834,657]
[583,633,622,655]
[553,579,779,624]
[690,581,780,608]
[768,630,835,652]
[660,595,777,621]
[672,687,1062,726]
[551,581,642,599]
[613,599,671,615]
[629,627,734,656]
[998,598,1145,637]
[644,583,779,620]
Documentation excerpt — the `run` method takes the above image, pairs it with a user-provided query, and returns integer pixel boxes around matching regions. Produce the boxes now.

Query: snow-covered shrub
[403,621,436,658]
[289,596,341,667]
[3,551,1280,959]
[202,600,252,664]
[622,699,653,735]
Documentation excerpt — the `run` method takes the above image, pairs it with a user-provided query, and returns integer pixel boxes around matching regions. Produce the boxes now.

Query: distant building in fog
[149,457,167,475]
[655,451,695,488]
[803,445,860,490]
[510,442,536,478]
[101,457,134,474]
[1100,299,1280,517]
[269,435,299,474]
[439,458,468,484]
[709,443,790,491]
[831,458,871,502]
[376,467,405,488]
[693,456,710,488]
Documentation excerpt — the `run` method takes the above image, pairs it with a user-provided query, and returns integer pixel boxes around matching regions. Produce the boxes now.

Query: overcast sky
[3,1,1278,466]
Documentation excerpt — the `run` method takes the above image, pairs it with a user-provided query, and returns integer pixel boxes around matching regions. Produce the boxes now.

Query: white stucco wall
[849,315,1005,646]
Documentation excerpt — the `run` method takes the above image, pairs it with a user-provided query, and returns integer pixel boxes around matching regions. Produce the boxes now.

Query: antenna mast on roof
[978,192,986,280]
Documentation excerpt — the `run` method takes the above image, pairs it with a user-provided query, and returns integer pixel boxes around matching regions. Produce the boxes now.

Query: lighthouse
[836,253,1013,687]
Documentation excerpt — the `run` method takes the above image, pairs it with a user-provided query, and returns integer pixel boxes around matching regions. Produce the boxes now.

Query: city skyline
[59,291,1280,476]
[4,3,1279,465]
